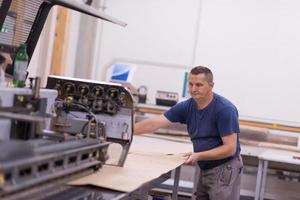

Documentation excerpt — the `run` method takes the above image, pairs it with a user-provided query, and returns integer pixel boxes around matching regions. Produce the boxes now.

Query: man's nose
[191,85,197,91]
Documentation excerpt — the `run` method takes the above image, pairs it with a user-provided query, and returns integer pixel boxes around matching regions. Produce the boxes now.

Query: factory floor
[149,194,254,200]
[176,196,254,200]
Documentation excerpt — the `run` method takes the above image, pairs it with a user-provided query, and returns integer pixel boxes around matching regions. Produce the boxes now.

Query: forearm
[134,119,158,135]
[134,114,171,135]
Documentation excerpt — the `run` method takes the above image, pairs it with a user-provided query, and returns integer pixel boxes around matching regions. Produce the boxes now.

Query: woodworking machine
[0,1,133,199]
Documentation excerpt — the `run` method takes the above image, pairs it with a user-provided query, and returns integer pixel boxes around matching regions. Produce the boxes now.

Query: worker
[134,66,243,200]
[0,52,12,87]
[0,52,12,67]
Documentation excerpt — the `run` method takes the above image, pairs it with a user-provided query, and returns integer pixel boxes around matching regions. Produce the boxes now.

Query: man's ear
[209,82,214,87]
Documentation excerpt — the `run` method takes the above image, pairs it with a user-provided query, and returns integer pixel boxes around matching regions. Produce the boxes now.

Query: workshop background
[29,0,300,126]
[2,0,300,199]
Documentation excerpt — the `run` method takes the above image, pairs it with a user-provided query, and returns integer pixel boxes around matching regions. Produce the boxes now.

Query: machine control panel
[46,75,134,115]
[46,75,134,167]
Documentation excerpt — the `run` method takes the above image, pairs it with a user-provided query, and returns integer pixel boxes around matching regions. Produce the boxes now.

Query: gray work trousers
[194,156,243,200]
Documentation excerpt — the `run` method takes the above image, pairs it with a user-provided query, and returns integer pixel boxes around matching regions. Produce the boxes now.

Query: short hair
[190,66,213,83]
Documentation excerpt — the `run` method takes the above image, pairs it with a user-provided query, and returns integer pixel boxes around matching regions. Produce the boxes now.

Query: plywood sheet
[69,152,185,192]
[105,135,192,166]
[129,135,192,154]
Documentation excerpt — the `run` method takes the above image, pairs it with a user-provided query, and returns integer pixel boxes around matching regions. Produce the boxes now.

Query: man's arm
[134,114,172,135]
[185,133,237,165]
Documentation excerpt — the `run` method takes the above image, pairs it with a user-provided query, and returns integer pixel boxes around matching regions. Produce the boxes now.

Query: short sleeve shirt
[164,93,240,170]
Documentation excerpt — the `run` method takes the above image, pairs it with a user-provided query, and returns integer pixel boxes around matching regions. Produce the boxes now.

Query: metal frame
[255,158,300,200]
[2,166,180,200]
[26,2,53,61]
[0,140,109,195]
[254,159,264,200]
[192,165,201,200]
[0,0,12,28]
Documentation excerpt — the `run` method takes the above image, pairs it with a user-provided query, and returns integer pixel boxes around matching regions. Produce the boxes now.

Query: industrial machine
[46,75,134,167]
[0,0,134,199]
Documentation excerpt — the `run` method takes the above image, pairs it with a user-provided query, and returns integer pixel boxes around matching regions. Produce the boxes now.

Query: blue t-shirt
[164,93,240,170]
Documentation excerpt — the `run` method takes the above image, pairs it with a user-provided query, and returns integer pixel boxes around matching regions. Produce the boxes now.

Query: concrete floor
[177,196,254,200]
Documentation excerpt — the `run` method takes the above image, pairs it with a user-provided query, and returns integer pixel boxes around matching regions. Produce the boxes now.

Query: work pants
[195,156,243,200]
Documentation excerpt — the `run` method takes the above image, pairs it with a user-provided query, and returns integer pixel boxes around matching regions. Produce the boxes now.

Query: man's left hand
[183,152,200,165]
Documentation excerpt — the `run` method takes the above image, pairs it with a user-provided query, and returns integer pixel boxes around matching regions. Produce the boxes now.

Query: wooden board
[129,135,192,154]
[69,136,191,192]
[50,6,70,75]
[69,151,186,192]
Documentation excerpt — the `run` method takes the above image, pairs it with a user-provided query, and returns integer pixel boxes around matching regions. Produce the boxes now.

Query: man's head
[188,66,214,101]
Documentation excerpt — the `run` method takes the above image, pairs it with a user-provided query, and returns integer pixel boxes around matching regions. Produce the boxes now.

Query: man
[0,52,13,87]
[0,52,12,67]
[134,66,243,200]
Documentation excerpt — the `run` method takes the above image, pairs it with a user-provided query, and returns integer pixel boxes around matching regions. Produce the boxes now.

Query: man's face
[188,73,213,101]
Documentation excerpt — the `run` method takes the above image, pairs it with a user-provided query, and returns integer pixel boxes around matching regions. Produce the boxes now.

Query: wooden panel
[70,136,188,192]
[50,6,70,75]
[12,0,24,45]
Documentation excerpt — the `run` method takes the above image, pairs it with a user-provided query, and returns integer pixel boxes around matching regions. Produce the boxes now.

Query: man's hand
[183,152,200,165]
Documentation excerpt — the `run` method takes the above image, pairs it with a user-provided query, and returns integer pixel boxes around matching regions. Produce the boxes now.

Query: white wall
[95,0,200,77]
[72,0,300,125]
[194,0,300,125]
